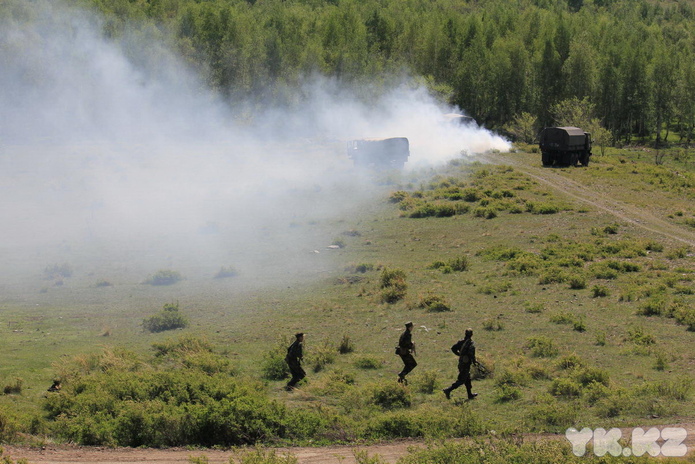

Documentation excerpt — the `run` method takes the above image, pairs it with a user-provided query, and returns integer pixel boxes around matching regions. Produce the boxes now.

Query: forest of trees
[6,0,695,144]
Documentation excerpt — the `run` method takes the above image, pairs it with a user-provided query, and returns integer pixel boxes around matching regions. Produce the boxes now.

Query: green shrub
[338,335,354,354]
[388,190,409,203]
[308,341,336,373]
[549,378,581,398]
[557,354,584,370]
[152,335,213,357]
[538,268,568,284]
[589,263,618,280]
[591,285,609,298]
[626,325,656,346]
[674,306,695,330]
[354,356,381,369]
[261,340,290,381]
[549,312,574,324]
[494,368,529,387]
[370,383,412,409]
[482,316,503,331]
[418,293,451,312]
[506,253,542,274]
[477,246,524,261]
[44,370,293,447]
[142,302,188,333]
[2,378,22,395]
[380,268,407,303]
[412,370,440,394]
[524,302,544,313]
[568,275,586,289]
[490,383,520,403]
[572,317,586,332]
[528,394,578,429]
[525,336,558,358]
[143,269,183,286]
[572,366,610,387]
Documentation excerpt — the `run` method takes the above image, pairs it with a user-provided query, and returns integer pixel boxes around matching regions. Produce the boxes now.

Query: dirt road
[482,153,695,248]
[5,424,695,464]
[3,440,418,464]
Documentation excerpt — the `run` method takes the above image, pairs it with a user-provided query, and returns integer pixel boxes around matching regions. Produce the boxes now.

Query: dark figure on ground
[443,328,478,400]
[396,321,417,385]
[47,380,61,392]
[285,332,306,391]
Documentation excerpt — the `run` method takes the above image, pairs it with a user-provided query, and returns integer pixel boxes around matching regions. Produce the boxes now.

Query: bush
[308,341,336,373]
[528,394,578,429]
[549,378,581,398]
[494,384,521,403]
[338,335,354,354]
[44,369,293,447]
[380,268,407,303]
[214,266,238,279]
[261,341,290,381]
[44,262,73,279]
[626,325,656,346]
[418,293,451,312]
[370,383,412,409]
[2,378,22,395]
[525,337,558,358]
[354,356,381,370]
[568,275,586,290]
[412,370,440,394]
[143,269,183,286]
[142,302,188,333]
[557,354,584,370]
[591,285,609,298]
[482,316,503,331]
[524,302,544,313]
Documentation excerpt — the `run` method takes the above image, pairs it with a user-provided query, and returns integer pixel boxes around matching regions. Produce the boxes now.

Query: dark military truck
[347,137,410,170]
[539,127,592,167]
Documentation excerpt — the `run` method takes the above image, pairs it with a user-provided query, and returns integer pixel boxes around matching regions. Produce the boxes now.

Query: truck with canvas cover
[539,126,592,167]
[347,137,410,169]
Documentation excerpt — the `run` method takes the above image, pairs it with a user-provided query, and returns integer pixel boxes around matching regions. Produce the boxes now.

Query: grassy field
[0,146,694,448]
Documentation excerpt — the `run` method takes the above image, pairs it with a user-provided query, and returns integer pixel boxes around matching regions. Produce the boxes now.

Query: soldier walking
[285,332,306,391]
[443,328,478,400]
[396,322,417,385]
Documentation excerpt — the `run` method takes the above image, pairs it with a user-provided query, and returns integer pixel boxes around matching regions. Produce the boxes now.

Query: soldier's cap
[405,321,413,328]
[295,332,305,338]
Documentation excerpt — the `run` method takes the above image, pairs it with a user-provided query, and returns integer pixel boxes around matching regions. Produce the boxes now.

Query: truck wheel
[542,153,552,166]
[581,154,590,167]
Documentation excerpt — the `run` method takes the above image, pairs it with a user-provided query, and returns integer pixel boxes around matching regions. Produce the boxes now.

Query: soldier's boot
[466,386,477,399]
[442,388,451,400]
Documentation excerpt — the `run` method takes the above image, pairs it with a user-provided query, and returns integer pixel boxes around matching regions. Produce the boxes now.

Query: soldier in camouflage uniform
[285,332,306,391]
[443,328,478,400]
[396,322,417,385]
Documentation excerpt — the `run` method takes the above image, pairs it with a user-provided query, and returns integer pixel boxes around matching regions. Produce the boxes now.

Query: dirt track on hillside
[483,153,695,248]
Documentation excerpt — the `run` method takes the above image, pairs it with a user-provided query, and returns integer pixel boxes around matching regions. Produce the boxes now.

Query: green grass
[0,150,694,447]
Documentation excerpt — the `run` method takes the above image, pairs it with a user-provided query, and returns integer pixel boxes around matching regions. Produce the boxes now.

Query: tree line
[10,0,695,144]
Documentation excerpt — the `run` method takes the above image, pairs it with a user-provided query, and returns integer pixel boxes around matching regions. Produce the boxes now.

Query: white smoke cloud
[0,1,509,288]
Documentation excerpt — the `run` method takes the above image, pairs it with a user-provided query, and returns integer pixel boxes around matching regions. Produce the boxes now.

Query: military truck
[347,137,410,169]
[539,127,592,167]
